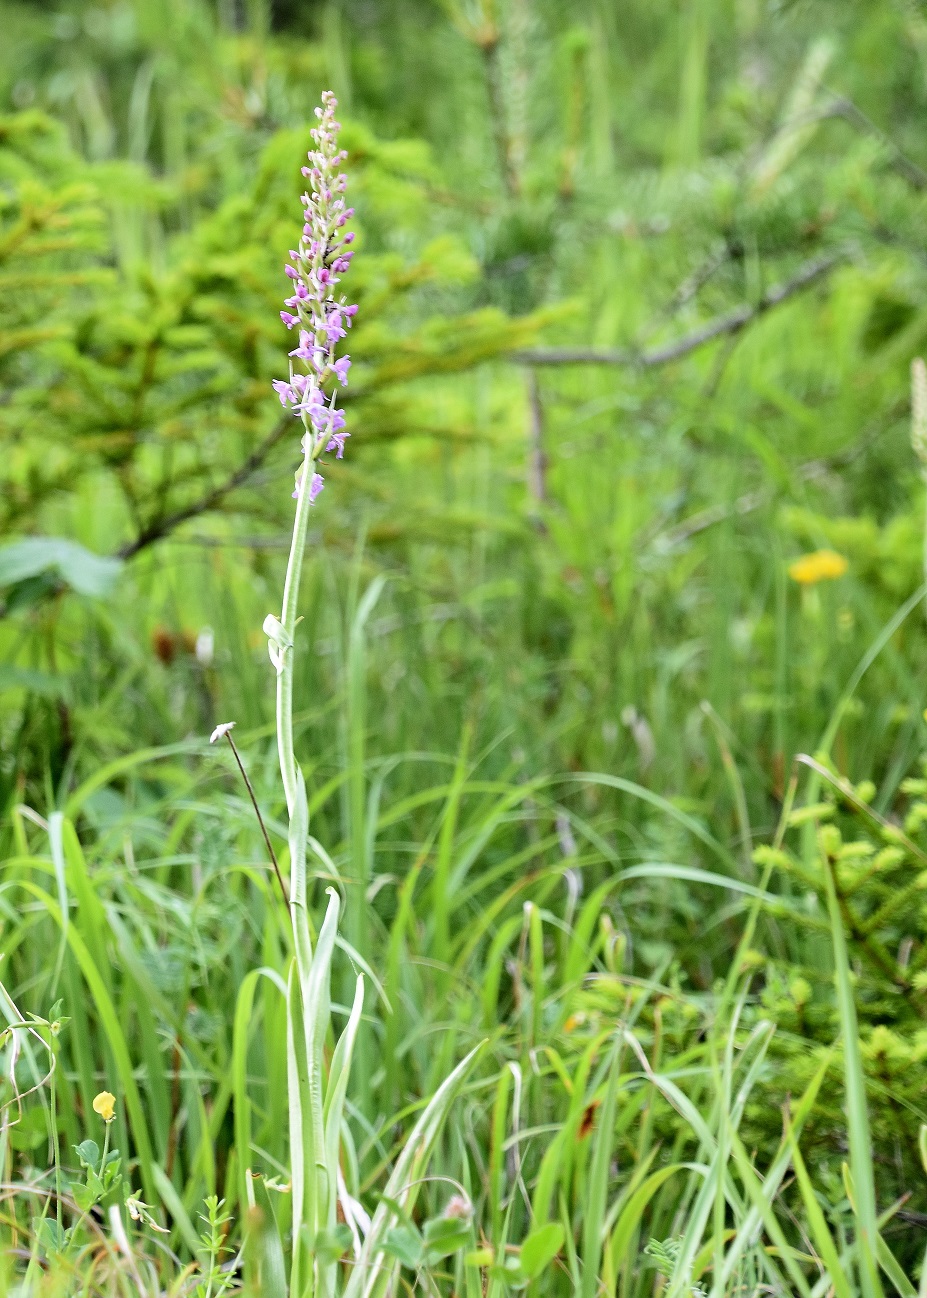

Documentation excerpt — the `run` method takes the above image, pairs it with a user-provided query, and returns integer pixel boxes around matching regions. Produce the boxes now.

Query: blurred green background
[4,0,927,1286]
[5,0,927,802]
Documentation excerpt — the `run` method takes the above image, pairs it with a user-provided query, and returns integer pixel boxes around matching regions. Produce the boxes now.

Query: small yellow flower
[788,549,848,585]
[92,1091,116,1123]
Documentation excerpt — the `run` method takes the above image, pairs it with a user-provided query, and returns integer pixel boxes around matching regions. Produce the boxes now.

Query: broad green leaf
[315,1224,354,1264]
[520,1222,565,1280]
[423,1215,473,1261]
[383,1224,424,1270]
[0,537,122,596]
[0,666,67,696]
[73,1139,99,1167]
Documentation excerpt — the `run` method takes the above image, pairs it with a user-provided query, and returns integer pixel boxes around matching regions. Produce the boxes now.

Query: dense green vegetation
[3,0,927,1292]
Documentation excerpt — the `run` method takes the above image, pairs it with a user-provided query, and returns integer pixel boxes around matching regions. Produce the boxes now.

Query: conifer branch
[513,249,849,368]
[115,414,292,560]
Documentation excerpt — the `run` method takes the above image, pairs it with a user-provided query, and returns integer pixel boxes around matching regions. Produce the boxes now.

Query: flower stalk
[267,85,357,840]
[254,97,482,1298]
[264,91,364,1298]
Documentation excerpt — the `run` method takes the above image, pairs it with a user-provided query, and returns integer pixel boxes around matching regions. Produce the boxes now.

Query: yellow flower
[92,1091,116,1123]
[788,549,848,585]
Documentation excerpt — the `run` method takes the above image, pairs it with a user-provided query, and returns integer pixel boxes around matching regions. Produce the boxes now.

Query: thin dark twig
[700,328,743,400]
[224,732,289,905]
[526,368,547,508]
[642,239,736,337]
[652,410,893,551]
[479,33,520,197]
[746,96,927,192]
[513,249,849,368]
[825,94,927,191]
[116,413,293,560]
[171,533,294,550]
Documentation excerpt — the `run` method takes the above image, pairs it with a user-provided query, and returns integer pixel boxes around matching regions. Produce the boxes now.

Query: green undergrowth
[1,593,927,1292]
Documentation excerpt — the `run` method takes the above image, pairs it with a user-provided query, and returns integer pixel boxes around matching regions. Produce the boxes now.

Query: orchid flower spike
[272,91,357,504]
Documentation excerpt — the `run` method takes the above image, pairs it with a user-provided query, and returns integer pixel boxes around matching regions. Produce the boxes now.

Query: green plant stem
[223,730,288,904]
[98,1120,110,1180]
[820,841,883,1298]
[276,445,316,822]
[275,440,323,1298]
[50,1051,61,1237]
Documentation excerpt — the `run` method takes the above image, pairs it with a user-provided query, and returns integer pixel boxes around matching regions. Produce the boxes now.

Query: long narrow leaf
[344,1041,486,1298]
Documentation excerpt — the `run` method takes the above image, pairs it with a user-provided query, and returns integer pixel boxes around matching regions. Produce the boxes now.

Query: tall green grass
[2,583,926,1290]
